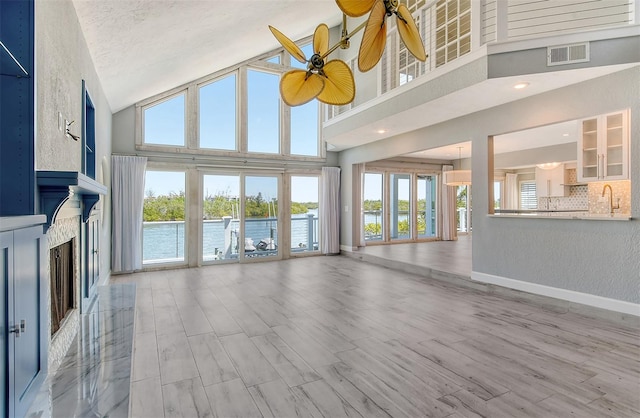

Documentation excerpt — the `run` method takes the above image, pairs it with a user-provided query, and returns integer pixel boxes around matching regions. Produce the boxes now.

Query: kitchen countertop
[490,211,631,221]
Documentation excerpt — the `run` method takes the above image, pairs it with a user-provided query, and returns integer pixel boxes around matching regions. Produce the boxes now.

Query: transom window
[138,42,321,158]
[199,73,237,150]
[143,93,185,146]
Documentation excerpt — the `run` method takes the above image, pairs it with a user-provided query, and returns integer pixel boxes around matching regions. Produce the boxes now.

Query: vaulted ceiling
[72,0,343,113]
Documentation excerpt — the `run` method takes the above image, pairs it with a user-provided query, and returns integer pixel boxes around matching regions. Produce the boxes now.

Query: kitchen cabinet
[578,110,629,182]
[535,164,567,197]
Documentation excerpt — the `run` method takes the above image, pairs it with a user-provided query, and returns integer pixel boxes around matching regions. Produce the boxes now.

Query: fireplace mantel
[37,171,107,232]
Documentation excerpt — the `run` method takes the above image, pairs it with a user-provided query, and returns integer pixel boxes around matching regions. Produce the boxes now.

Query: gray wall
[36,0,113,279]
[339,66,639,303]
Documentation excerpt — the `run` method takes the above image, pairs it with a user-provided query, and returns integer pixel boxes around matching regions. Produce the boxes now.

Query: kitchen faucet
[601,184,620,214]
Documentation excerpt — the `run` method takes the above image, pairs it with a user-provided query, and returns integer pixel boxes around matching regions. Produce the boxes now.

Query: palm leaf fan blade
[396,4,427,62]
[317,60,355,106]
[280,70,325,107]
[358,0,387,72]
[335,0,377,17]
[269,26,307,64]
[313,24,329,56]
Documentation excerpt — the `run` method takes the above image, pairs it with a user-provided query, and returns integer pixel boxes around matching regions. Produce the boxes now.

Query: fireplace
[50,239,76,335]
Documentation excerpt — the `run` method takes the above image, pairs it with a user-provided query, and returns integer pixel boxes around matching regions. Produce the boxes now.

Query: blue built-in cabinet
[1,1,50,416]
[1,0,35,217]
[0,216,48,418]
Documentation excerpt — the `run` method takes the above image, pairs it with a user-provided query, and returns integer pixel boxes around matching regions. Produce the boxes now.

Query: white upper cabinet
[535,164,567,197]
[578,110,629,182]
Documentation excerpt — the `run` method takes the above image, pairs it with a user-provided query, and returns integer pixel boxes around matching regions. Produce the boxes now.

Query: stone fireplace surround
[46,212,81,372]
[36,171,107,372]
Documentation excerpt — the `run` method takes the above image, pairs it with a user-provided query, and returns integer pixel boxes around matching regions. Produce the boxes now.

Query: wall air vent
[547,42,589,66]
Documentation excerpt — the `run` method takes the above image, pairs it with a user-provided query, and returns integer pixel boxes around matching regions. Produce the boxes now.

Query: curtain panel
[504,173,519,210]
[111,156,147,273]
[320,167,341,254]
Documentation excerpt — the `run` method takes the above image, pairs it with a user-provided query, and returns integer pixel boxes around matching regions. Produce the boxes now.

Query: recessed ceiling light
[562,133,570,137]
[377,129,387,134]
[514,82,529,89]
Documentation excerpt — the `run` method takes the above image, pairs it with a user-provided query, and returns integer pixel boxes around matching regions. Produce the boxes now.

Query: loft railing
[326,0,636,120]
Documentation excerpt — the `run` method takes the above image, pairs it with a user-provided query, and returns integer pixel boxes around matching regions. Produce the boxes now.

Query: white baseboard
[340,245,358,252]
[471,271,640,317]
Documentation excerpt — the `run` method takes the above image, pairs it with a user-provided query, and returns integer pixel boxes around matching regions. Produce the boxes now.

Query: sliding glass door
[363,173,384,242]
[390,173,411,241]
[202,174,240,262]
[362,170,439,244]
[417,175,437,238]
[242,175,279,259]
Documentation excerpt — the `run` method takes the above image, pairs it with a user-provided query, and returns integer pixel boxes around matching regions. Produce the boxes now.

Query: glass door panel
[202,174,240,263]
[291,176,319,253]
[243,176,279,259]
[457,185,471,233]
[143,171,186,265]
[417,175,436,238]
[390,173,411,241]
[363,173,383,242]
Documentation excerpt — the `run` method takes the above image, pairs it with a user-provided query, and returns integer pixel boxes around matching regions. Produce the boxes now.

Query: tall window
[520,181,537,210]
[291,176,319,253]
[417,174,436,238]
[143,93,185,146]
[390,173,411,241]
[435,0,471,67]
[143,171,186,264]
[247,70,280,154]
[200,74,236,150]
[363,173,384,241]
[457,185,471,233]
[290,102,318,156]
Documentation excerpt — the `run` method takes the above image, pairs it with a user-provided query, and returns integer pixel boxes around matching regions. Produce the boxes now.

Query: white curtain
[112,156,147,273]
[504,173,518,210]
[441,165,457,241]
[353,163,366,248]
[321,167,341,254]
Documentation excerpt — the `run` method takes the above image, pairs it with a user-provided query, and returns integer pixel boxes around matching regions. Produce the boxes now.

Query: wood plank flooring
[113,255,640,418]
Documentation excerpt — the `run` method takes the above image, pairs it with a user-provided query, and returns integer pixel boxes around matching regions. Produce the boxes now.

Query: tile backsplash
[537,168,588,210]
[588,180,631,214]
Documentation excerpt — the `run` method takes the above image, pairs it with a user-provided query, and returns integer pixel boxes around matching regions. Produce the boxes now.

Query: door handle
[9,324,20,337]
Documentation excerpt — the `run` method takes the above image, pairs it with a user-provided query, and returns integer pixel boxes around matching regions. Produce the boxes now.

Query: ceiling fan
[269,0,427,106]
[269,24,355,107]
[337,0,427,72]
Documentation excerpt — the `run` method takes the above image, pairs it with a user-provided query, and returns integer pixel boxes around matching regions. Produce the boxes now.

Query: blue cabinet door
[11,226,45,417]
[2,224,46,418]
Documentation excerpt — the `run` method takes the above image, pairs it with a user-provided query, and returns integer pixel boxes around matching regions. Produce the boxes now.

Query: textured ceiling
[72,0,343,112]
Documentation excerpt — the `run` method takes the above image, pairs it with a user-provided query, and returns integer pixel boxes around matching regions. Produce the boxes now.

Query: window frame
[135,45,325,161]
[138,89,188,149]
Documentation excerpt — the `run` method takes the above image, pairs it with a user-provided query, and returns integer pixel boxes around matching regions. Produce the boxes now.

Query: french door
[201,172,281,263]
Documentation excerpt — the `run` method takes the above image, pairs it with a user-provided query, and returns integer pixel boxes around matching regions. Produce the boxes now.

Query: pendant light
[443,146,471,186]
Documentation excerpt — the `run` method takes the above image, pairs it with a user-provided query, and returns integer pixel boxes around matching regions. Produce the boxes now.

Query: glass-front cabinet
[578,110,629,182]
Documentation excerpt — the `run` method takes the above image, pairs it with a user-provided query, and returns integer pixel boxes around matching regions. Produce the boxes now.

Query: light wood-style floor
[113,254,640,418]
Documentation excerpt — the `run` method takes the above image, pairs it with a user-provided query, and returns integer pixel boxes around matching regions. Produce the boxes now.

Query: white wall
[36,0,113,279]
[339,66,639,304]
